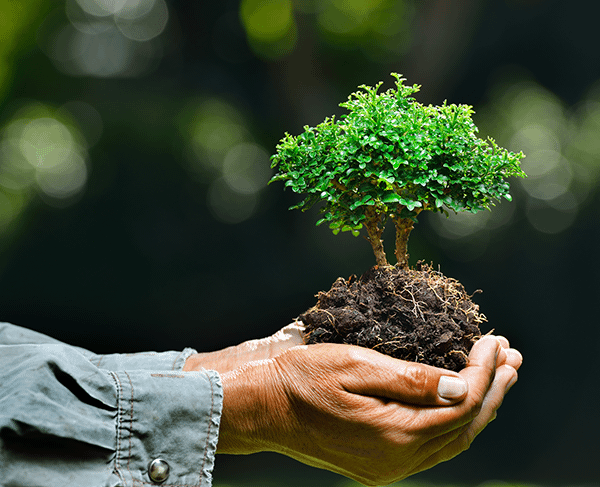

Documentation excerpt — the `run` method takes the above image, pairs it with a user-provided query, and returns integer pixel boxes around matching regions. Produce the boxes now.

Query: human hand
[217,335,521,486]
[183,322,305,374]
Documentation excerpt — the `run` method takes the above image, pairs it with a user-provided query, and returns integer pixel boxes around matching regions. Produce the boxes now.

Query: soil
[300,262,486,372]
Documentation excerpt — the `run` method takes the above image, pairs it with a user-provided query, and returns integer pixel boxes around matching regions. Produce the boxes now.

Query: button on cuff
[148,459,170,483]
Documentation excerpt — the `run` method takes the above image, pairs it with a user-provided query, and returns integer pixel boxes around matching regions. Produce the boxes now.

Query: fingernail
[438,375,468,400]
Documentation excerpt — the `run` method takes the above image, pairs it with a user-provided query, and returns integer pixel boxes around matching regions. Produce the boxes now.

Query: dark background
[1,0,598,485]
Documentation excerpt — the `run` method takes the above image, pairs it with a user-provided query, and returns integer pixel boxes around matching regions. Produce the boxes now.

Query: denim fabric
[0,323,223,487]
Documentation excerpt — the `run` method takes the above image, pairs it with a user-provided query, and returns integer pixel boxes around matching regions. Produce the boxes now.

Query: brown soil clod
[300,262,486,372]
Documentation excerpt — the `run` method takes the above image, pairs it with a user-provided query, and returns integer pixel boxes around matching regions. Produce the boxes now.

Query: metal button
[148,458,170,483]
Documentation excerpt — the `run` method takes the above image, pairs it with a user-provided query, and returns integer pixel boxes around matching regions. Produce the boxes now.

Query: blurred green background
[1,0,598,485]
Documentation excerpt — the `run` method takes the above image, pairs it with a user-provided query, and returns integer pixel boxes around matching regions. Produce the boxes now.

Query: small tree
[270,74,525,268]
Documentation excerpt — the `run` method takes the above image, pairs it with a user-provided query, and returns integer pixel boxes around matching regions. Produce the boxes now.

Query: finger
[339,346,469,406]
[234,322,306,360]
[365,336,503,436]
[412,335,502,433]
[494,346,523,370]
[271,322,306,342]
[503,348,523,370]
[409,422,470,475]
[411,363,518,474]
[470,364,518,433]
[265,322,306,356]
[496,347,508,367]
[495,335,510,349]
[459,335,501,406]
[490,335,522,371]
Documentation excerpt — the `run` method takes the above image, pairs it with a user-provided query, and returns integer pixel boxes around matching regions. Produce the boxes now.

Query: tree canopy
[271,74,525,266]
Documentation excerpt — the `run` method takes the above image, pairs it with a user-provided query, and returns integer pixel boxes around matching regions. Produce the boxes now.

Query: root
[398,285,425,320]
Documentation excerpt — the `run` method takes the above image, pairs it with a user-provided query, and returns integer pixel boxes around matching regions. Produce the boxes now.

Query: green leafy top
[270,74,525,266]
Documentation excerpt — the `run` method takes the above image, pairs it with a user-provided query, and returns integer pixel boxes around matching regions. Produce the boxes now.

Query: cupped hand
[217,335,521,486]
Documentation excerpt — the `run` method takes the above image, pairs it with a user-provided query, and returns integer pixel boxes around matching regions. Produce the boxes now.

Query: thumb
[341,346,469,406]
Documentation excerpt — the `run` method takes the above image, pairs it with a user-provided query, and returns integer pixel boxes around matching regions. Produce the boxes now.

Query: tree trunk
[364,209,388,267]
[393,217,414,269]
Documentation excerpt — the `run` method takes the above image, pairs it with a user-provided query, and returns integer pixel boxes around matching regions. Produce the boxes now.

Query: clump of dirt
[300,262,486,372]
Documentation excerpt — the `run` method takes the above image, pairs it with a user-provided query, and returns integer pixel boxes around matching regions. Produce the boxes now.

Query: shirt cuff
[109,368,223,487]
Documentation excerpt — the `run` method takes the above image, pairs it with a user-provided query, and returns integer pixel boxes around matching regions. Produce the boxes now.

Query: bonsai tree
[270,73,525,268]
[270,74,525,371]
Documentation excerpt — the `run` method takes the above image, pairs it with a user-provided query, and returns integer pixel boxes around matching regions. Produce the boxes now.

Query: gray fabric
[0,323,223,487]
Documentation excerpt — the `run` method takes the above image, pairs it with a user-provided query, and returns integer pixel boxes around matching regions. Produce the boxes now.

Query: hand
[217,335,521,486]
[183,322,305,374]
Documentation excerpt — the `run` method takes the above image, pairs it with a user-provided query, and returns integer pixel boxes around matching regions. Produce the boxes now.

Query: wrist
[217,361,289,455]
[182,353,204,371]
[182,348,242,374]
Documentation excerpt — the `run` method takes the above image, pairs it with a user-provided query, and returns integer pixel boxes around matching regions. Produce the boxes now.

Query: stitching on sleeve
[171,350,185,370]
[123,370,135,477]
[198,369,215,485]
[95,354,105,368]
[109,371,126,485]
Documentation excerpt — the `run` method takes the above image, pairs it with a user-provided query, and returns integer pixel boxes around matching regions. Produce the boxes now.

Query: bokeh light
[430,201,516,241]
[184,98,250,171]
[0,101,96,228]
[0,1,50,103]
[241,0,294,42]
[238,0,415,61]
[222,142,272,195]
[207,177,259,224]
[429,69,600,258]
[315,0,414,60]
[38,0,168,78]
[179,97,272,224]
[240,0,297,59]
[115,0,169,42]
[525,193,578,235]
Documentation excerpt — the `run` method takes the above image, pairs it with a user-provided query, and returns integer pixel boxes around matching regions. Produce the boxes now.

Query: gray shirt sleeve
[0,323,223,487]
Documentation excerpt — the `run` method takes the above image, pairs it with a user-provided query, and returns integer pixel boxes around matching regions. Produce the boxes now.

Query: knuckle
[402,364,434,397]
[455,426,475,454]
[347,345,373,365]
[458,432,472,453]
[464,398,483,421]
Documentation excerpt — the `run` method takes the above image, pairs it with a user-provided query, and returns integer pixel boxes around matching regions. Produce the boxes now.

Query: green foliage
[270,74,525,261]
